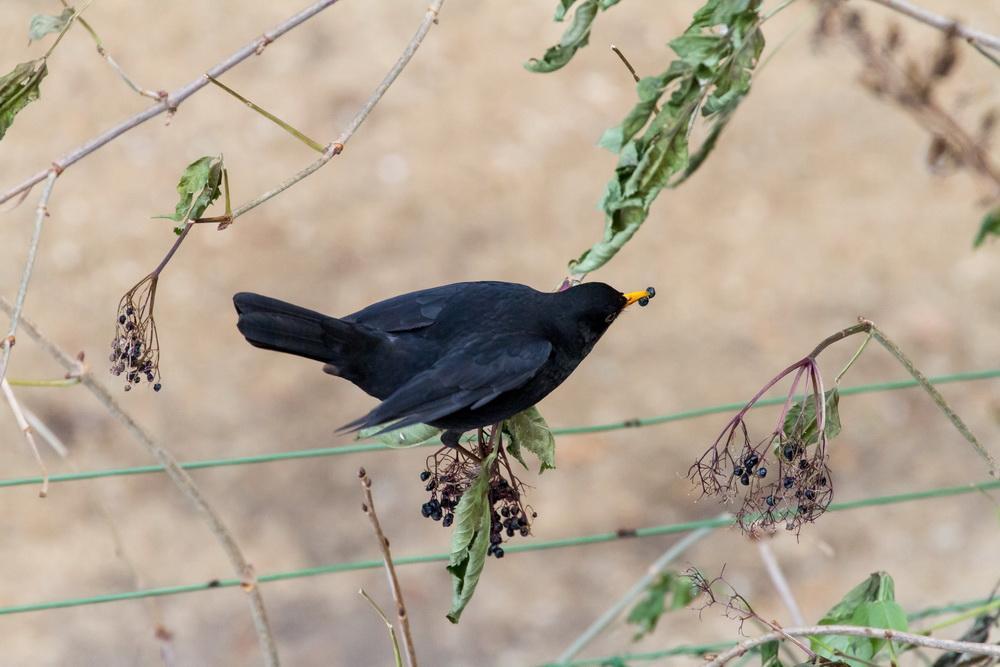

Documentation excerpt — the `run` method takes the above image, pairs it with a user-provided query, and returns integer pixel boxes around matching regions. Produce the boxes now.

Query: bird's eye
[605,312,617,323]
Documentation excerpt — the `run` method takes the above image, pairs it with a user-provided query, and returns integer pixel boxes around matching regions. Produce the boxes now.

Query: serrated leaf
[0,60,47,142]
[505,406,556,473]
[973,207,1000,248]
[571,0,764,273]
[29,9,74,43]
[446,447,498,623]
[357,422,442,448]
[812,573,905,667]
[627,572,697,640]
[526,0,622,73]
[783,388,841,446]
[154,155,224,224]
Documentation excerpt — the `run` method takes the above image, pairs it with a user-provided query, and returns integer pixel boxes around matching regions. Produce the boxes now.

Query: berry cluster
[418,430,537,557]
[109,276,162,392]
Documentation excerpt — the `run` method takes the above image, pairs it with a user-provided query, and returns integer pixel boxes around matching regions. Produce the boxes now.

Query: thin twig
[0,300,279,666]
[0,172,58,383]
[863,0,1000,52]
[555,519,724,664]
[359,589,403,667]
[755,541,805,626]
[206,76,325,153]
[0,379,50,497]
[610,45,640,83]
[705,624,1000,667]
[0,0,344,206]
[222,0,446,222]
[358,467,418,667]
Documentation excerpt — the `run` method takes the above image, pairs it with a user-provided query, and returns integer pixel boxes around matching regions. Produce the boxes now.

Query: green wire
[2,368,997,490]
[0,479,995,617]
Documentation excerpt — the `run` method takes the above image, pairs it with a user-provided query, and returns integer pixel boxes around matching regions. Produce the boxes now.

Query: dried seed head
[110,274,162,392]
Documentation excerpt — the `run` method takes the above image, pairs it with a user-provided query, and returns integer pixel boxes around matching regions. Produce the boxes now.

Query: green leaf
[783,388,841,446]
[357,423,442,448]
[760,640,782,667]
[504,406,556,473]
[155,155,225,227]
[626,572,697,640]
[0,60,47,142]
[526,0,622,73]
[571,0,764,273]
[446,447,499,623]
[811,572,906,667]
[973,206,1000,248]
[28,9,74,43]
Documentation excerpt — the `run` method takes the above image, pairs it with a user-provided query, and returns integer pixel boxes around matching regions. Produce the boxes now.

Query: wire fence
[3,365,998,665]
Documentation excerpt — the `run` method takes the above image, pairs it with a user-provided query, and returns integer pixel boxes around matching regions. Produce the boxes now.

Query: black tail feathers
[234,292,368,365]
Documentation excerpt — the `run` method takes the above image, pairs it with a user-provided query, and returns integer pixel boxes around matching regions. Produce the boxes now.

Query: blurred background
[1,0,998,664]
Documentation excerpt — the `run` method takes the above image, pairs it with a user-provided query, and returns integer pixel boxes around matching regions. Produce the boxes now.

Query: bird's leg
[442,429,481,463]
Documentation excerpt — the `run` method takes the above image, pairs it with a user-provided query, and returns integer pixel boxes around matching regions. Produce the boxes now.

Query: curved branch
[0,300,279,666]
[864,0,1000,52]
[705,624,1000,667]
[0,0,343,206]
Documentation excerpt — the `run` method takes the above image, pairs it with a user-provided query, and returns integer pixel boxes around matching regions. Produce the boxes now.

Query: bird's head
[554,282,655,347]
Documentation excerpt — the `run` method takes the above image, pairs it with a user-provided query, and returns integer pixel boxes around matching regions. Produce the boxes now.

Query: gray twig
[359,467,418,667]
[0,172,58,383]
[0,299,279,666]
[0,0,344,206]
[863,0,1000,52]
[705,624,1000,667]
[555,519,724,664]
[756,541,805,626]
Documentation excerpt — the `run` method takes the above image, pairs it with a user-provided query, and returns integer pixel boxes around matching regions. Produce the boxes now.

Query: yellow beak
[623,287,656,307]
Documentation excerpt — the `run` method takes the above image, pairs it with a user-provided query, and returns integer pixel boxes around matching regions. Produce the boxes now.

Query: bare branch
[0,300,279,666]
[756,541,805,626]
[705,624,1000,667]
[0,172,58,383]
[0,0,344,206]
[359,467,418,667]
[225,0,447,222]
[863,0,1000,52]
[0,379,50,497]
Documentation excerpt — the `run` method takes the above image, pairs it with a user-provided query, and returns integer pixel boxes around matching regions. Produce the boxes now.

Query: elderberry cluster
[109,277,162,392]
[418,470,456,527]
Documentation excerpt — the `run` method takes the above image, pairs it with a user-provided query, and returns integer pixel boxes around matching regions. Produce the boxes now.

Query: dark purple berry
[799,459,810,470]
[118,315,126,325]
[153,383,162,392]
[419,471,430,481]
[765,495,776,507]
[744,453,759,469]
[740,474,751,486]
[757,467,767,478]
[442,513,453,528]
[493,547,504,558]
[804,489,816,500]
[431,509,443,521]
[733,466,744,477]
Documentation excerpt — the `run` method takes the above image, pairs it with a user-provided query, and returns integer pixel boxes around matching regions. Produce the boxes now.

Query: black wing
[338,334,552,433]
[341,281,510,333]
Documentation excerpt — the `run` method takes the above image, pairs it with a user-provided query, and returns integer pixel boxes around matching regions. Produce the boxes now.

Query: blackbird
[233,281,654,444]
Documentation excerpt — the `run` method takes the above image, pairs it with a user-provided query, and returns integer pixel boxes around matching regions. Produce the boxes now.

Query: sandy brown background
[1,0,999,665]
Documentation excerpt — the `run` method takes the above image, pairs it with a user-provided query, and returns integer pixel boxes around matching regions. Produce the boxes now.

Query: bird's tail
[233,292,373,365]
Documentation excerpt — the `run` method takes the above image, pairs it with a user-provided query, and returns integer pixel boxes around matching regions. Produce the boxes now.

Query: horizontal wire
[2,368,997,490]
[0,478,996,616]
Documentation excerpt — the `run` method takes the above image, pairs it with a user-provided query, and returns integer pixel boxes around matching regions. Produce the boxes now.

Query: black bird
[233,281,654,444]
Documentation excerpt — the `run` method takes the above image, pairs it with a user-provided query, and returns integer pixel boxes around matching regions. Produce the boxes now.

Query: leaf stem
[835,333,873,385]
[206,75,326,154]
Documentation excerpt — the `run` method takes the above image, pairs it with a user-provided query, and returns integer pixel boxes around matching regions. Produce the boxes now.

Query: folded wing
[339,334,552,433]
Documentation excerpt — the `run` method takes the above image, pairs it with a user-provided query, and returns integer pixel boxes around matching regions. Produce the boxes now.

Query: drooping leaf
[154,155,225,231]
[626,571,697,640]
[525,0,623,73]
[571,0,765,273]
[811,572,907,667]
[760,640,782,667]
[28,9,74,43]
[783,388,841,446]
[357,423,442,448]
[973,206,1000,248]
[0,60,47,142]
[505,406,556,473]
[446,447,499,623]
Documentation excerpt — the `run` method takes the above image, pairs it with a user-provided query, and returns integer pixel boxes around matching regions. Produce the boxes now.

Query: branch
[0,172,58,383]
[0,299,279,666]
[755,541,805,627]
[705,624,1000,667]
[0,379,50,497]
[0,0,343,206]
[358,467,418,667]
[222,0,446,222]
[863,0,1000,52]
[555,520,723,663]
